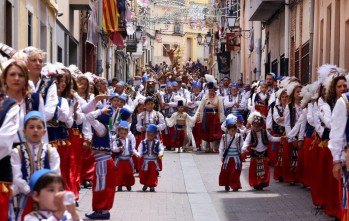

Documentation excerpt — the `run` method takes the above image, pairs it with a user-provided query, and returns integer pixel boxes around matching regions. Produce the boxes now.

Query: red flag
[110,32,125,47]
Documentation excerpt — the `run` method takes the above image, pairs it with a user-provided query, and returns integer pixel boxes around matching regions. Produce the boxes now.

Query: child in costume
[254,81,269,117]
[113,121,139,191]
[165,99,197,153]
[24,169,81,221]
[130,95,146,172]
[11,111,60,221]
[219,118,244,192]
[242,111,283,190]
[137,124,164,192]
[85,105,116,220]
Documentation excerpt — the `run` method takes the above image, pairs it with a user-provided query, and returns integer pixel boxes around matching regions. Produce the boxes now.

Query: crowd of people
[0,43,348,221]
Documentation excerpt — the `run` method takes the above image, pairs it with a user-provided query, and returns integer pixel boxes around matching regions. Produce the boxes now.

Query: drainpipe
[284,0,290,76]
[256,22,262,80]
[96,0,103,76]
[309,0,315,81]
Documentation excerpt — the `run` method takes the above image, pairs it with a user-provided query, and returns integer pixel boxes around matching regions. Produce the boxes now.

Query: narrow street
[78,152,331,221]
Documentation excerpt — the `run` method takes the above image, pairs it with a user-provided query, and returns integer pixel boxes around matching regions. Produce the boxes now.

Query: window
[57,46,62,63]
[301,42,310,84]
[271,59,278,76]
[50,27,53,63]
[163,44,170,57]
[174,23,183,34]
[295,49,299,79]
[280,54,285,76]
[325,4,331,63]
[264,52,270,74]
[28,12,33,46]
[345,20,349,71]
[5,1,12,46]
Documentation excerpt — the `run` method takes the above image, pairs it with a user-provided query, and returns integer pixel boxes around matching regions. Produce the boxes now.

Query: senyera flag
[103,0,119,33]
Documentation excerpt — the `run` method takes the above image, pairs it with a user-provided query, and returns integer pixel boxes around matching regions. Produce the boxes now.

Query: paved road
[77,152,332,221]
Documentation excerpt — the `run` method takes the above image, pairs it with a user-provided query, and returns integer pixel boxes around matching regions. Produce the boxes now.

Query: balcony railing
[70,0,92,10]
[249,0,284,21]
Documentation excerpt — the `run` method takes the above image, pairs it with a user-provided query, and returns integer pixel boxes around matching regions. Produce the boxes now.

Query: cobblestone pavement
[77,152,332,221]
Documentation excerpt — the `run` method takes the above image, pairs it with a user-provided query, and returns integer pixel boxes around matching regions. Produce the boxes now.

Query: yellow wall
[17,0,57,62]
[151,0,211,66]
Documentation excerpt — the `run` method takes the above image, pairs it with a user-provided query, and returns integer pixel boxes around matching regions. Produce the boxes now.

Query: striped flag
[103,0,119,33]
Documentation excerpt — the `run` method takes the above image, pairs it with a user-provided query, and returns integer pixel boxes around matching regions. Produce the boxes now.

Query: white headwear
[205,74,217,87]
[324,67,347,96]
[286,81,301,96]
[276,88,287,100]
[317,64,343,84]
[247,111,263,124]
[41,63,58,77]
[134,94,146,107]
[173,95,186,106]
[84,72,94,84]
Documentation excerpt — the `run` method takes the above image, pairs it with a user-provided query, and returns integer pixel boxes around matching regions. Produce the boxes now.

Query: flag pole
[96,0,103,76]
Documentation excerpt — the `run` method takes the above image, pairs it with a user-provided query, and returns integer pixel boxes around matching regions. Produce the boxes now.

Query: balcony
[249,0,284,21]
[126,35,138,53]
[70,0,92,10]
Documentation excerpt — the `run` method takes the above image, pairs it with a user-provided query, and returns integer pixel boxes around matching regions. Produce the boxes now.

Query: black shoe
[117,186,122,192]
[142,185,148,191]
[85,211,110,220]
[290,182,296,186]
[150,187,155,192]
[225,186,230,192]
[75,201,79,207]
[84,180,92,189]
[233,189,239,192]
[259,183,264,190]
[126,186,131,191]
[253,185,258,190]
[278,177,284,183]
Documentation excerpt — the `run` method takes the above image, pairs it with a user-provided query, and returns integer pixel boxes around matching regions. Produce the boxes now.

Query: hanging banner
[217,52,231,74]
[226,32,240,51]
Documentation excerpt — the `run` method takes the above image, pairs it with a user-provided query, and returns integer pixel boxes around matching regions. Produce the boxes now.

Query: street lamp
[205,32,212,45]
[227,8,237,30]
[197,33,203,44]
[135,26,142,41]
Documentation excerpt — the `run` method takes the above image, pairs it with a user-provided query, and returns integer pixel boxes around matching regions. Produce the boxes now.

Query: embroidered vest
[219,87,232,97]
[92,124,112,153]
[114,138,133,156]
[271,103,285,135]
[141,139,160,155]
[47,97,68,142]
[250,130,269,147]
[130,113,141,135]
[163,93,174,116]
[17,144,51,183]
[0,96,16,127]
[37,76,55,105]
[288,103,296,128]
[254,92,269,107]
[141,111,160,126]
[305,122,315,138]
[25,93,40,114]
